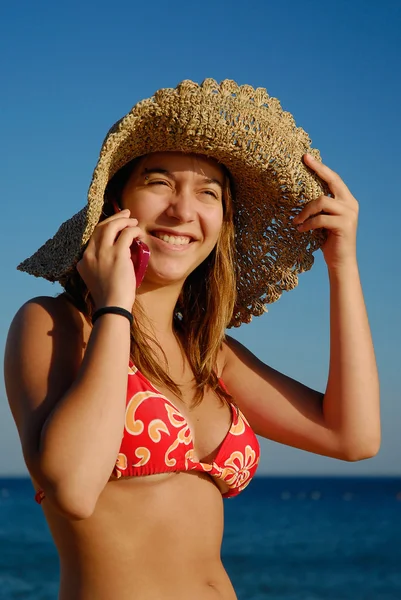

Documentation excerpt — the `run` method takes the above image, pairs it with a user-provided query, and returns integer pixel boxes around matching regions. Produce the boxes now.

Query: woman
[4,79,380,600]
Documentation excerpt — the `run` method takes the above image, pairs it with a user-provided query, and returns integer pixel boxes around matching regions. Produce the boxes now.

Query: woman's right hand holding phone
[5,208,145,517]
[77,209,142,312]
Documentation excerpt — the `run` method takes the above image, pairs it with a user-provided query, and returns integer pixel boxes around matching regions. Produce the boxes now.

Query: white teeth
[153,232,192,245]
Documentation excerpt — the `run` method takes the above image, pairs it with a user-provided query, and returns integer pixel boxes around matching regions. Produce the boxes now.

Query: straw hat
[18,78,328,327]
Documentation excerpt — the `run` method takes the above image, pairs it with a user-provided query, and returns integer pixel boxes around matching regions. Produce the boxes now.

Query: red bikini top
[35,363,260,504]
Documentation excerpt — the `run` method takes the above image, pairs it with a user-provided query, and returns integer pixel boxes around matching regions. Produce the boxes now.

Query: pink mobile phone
[112,200,150,288]
[131,239,150,288]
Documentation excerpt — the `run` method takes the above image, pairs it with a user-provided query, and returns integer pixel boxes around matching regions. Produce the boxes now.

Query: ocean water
[0,477,400,600]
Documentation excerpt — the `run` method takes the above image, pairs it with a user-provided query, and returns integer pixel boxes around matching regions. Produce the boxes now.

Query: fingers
[294,162,359,232]
[293,196,341,229]
[114,224,143,250]
[104,218,139,248]
[92,214,140,248]
[295,202,358,233]
[303,154,350,198]
[296,214,340,232]
[98,208,131,224]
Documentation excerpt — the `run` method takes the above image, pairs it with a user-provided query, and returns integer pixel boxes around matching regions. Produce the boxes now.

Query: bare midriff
[42,470,238,600]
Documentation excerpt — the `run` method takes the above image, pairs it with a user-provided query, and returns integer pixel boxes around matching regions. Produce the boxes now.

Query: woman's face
[120,152,225,287]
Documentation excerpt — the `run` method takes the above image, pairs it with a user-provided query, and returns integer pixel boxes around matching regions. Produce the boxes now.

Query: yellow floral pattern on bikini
[218,445,259,492]
[133,447,151,467]
[125,391,168,435]
[114,453,128,478]
[164,404,193,467]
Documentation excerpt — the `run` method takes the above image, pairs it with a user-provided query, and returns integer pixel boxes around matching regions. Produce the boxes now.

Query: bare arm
[5,296,131,519]
[323,261,380,458]
[222,261,380,461]
[5,210,143,519]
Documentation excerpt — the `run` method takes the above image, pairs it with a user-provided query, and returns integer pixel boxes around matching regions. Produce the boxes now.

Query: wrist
[327,259,360,282]
[92,306,133,327]
[93,298,134,313]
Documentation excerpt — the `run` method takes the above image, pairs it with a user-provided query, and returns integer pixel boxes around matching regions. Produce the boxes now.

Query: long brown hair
[62,154,237,407]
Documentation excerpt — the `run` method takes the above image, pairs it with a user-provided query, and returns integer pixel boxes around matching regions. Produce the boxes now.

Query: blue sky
[1,0,400,476]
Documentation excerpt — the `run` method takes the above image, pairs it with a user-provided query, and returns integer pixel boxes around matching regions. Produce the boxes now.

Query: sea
[0,476,400,600]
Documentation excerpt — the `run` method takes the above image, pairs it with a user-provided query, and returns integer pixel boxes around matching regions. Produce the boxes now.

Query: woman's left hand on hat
[293,154,359,271]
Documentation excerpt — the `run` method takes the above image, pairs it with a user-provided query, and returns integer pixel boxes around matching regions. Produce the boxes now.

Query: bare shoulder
[221,334,255,367]
[220,333,266,380]
[8,293,85,333]
[5,294,87,375]
[4,295,87,464]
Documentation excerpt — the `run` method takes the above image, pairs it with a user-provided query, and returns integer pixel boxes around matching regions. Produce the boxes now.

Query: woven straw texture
[18,79,329,328]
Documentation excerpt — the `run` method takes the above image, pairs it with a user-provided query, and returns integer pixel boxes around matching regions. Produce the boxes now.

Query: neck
[135,281,183,339]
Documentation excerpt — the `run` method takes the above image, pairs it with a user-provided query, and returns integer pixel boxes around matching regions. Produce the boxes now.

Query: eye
[148,179,169,186]
[202,190,220,199]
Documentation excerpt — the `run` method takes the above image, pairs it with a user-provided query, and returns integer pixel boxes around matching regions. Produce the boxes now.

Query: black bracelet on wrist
[92,306,133,326]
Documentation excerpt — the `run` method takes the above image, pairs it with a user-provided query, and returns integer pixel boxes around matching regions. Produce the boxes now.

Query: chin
[142,267,189,288]
[147,257,207,284]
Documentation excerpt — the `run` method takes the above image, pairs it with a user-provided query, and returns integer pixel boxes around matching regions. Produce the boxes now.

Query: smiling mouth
[151,232,194,246]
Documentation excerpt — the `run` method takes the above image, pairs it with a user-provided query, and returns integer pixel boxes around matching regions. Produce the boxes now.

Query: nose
[164,187,196,223]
